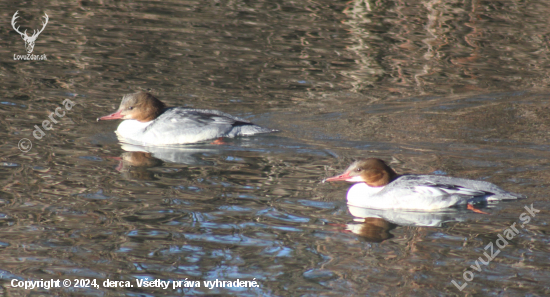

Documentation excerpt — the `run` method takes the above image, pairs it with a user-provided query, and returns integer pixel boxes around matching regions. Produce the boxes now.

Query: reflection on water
[345,217,397,243]
[347,205,473,227]
[1,0,550,295]
[341,0,550,96]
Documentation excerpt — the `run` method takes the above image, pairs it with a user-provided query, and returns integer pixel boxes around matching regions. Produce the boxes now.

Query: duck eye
[128,106,134,110]
[356,168,362,172]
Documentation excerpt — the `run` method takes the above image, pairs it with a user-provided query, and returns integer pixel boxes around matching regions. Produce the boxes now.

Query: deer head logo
[11,11,49,54]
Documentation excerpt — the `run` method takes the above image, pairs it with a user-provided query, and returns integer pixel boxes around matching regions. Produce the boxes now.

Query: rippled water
[1,0,550,296]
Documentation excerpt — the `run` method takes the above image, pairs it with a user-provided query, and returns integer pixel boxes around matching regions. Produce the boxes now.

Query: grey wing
[391,176,497,197]
[144,108,245,143]
[416,181,491,197]
[402,175,525,200]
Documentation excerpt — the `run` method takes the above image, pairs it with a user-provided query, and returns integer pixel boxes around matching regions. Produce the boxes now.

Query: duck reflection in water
[345,217,397,243]
[119,143,220,166]
[107,142,225,180]
[109,151,162,180]
[343,205,476,243]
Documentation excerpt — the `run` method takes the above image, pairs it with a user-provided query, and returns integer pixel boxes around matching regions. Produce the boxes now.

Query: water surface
[1,0,550,296]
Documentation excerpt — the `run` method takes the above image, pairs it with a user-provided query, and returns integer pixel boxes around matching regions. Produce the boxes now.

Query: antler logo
[11,11,49,54]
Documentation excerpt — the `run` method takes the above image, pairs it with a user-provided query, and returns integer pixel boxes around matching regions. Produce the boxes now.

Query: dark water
[1,0,550,296]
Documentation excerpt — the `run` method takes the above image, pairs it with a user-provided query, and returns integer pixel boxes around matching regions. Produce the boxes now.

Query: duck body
[98,92,277,145]
[346,174,522,210]
[116,107,274,145]
[326,158,525,211]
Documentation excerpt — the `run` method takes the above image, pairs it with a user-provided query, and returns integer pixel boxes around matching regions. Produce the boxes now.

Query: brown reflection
[341,0,550,95]
[120,152,162,168]
[346,217,396,242]
[112,152,162,181]
[341,1,385,93]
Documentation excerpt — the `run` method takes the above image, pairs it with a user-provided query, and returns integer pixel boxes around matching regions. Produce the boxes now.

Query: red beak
[324,171,352,182]
[97,110,123,121]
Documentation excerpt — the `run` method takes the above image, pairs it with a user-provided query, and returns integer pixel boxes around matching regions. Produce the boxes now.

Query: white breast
[346,183,386,208]
[116,120,153,143]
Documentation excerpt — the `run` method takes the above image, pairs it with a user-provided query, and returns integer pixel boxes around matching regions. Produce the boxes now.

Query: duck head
[98,91,166,123]
[324,158,398,187]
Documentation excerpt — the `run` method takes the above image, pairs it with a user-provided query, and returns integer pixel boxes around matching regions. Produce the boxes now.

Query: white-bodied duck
[98,91,277,145]
[325,158,525,211]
